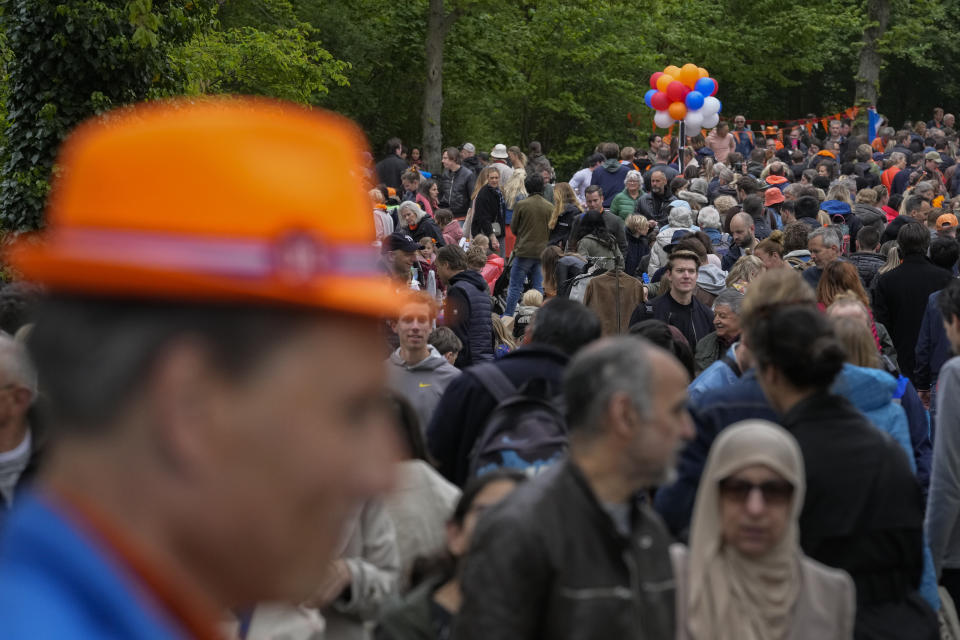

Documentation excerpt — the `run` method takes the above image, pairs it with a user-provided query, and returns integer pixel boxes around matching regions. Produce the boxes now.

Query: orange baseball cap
[937,213,959,230]
[8,98,399,318]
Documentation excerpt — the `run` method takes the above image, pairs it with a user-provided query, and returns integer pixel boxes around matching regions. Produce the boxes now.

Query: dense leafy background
[0,0,957,228]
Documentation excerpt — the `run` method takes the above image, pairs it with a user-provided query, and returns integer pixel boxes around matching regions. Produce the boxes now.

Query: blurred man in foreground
[0,99,400,638]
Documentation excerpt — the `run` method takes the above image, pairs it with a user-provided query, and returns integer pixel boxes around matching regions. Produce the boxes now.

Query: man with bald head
[637,169,674,224]
[721,211,759,271]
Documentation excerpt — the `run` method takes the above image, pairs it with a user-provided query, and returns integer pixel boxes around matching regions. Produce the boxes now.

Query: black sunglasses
[718,477,794,505]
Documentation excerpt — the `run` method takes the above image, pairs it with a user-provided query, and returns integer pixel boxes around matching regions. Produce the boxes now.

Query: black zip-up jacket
[454,461,676,640]
[437,166,476,217]
[629,291,714,350]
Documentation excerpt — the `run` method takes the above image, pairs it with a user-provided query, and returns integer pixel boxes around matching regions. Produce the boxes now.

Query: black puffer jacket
[445,269,493,369]
[847,251,886,290]
[455,461,676,640]
[636,189,674,225]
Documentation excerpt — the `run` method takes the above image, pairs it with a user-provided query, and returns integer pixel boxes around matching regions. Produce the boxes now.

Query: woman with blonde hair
[548,182,582,248]
[673,420,855,640]
[725,255,765,291]
[468,166,505,251]
[754,230,786,270]
[490,314,515,358]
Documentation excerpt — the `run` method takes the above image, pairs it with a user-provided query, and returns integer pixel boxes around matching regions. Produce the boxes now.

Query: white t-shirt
[0,430,31,507]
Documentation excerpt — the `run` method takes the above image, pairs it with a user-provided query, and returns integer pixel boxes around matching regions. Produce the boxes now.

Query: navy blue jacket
[446,270,494,369]
[654,370,776,538]
[915,290,951,392]
[590,160,630,208]
[426,345,569,487]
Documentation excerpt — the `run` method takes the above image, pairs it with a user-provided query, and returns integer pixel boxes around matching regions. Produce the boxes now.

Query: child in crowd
[513,289,543,341]
[429,327,462,367]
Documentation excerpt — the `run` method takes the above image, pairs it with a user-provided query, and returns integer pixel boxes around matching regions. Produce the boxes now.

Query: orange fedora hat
[8,98,399,318]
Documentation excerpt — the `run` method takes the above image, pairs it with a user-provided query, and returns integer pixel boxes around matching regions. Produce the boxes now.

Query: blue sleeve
[654,403,718,539]
[901,379,932,501]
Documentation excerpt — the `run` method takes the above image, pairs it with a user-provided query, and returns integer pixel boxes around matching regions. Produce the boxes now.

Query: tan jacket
[670,544,856,640]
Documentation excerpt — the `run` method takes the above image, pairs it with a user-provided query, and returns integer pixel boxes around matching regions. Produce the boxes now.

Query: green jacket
[375,578,443,640]
[609,189,641,221]
[510,193,553,259]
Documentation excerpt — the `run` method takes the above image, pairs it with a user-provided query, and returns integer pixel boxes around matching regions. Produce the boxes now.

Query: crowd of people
[2,97,960,640]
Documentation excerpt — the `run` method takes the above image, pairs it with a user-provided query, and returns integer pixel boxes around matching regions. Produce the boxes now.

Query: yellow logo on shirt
[419,382,432,388]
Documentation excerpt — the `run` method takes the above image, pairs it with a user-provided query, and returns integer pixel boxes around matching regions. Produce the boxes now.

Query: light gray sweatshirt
[926,356,960,574]
[386,346,461,432]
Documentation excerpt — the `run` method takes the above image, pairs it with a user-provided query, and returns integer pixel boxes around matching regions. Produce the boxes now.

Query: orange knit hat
[8,98,399,318]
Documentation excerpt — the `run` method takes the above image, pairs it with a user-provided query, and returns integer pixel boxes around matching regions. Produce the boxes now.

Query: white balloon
[684,110,704,129]
[702,96,721,115]
[702,112,720,128]
[654,110,674,128]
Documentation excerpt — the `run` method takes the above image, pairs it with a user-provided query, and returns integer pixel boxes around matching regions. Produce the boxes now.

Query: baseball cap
[383,232,420,253]
[925,151,942,162]
[7,98,400,318]
[764,188,785,206]
[490,144,508,159]
[665,229,691,254]
[461,142,476,153]
[937,213,959,229]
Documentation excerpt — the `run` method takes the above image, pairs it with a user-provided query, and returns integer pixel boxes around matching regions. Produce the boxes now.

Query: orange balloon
[668,102,687,120]
[656,74,674,93]
[698,67,709,78]
[664,65,681,78]
[679,63,699,88]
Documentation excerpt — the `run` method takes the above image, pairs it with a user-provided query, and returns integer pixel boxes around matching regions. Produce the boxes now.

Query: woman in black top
[400,201,445,247]
[470,167,505,252]
[745,298,937,639]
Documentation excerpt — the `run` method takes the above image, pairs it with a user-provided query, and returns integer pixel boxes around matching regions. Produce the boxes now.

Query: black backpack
[467,363,568,479]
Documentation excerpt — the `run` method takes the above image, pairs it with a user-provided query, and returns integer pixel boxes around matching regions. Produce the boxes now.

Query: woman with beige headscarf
[671,420,855,640]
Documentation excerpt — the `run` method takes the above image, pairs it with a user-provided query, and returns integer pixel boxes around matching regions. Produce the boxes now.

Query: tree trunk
[853,0,889,134]
[422,0,457,174]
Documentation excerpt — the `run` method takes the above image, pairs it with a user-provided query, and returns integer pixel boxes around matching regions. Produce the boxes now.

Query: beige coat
[670,544,855,640]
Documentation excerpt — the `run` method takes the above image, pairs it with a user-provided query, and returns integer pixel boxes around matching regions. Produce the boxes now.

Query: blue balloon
[716,99,722,113]
[694,77,715,96]
[685,91,704,111]
[644,89,657,109]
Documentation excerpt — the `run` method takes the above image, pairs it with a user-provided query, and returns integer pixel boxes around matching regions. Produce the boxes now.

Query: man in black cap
[379,232,422,286]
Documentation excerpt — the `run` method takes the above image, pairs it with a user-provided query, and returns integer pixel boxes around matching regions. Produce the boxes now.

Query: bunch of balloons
[643,63,722,130]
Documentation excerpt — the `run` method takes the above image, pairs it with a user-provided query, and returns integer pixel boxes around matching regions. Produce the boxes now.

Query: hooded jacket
[387,346,462,430]
[694,264,727,308]
[445,269,494,369]
[853,202,886,229]
[589,159,630,207]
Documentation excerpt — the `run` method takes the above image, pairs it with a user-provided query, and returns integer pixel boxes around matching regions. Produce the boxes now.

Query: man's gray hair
[624,170,643,186]
[717,167,734,184]
[808,225,842,248]
[916,180,935,194]
[0,334,37,399]
[398,200,426,222]
[563,336,655,435]
[889,151,906,165]
[697,206,721,230]
[713,288,745,315]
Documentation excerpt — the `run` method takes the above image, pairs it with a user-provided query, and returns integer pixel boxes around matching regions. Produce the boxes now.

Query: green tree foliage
[2,0,959,230]
[169,0,348,103]
[0,0,215,229]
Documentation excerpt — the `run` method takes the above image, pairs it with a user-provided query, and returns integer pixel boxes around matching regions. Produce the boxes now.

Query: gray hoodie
[387,345,461,431]
[697,263,727,295]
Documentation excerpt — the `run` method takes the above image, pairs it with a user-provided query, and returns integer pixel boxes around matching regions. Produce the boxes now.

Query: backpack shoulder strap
[469,363,517,400]
[720,352,742,378]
